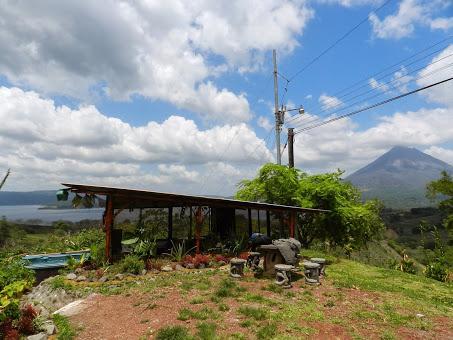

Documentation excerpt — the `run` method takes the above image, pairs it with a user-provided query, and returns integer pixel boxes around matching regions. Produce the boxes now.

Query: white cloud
[424,146,453,165]
[318,93,343,110]
[257,116,273,131]
[392,66,414,93]
[292,106,453,174]
[319,0,382,7]
[416,44,453,106]
[369,77,389,92]
[0,87,273,192]
[430,17,453,30]
[369,0,425,39]
[369,0,452,40]
[0,0,314,123]
[305,94,313,100]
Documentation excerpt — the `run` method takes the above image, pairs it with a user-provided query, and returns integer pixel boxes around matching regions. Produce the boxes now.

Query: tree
[235,163,384,249]
[0,169,10,191]
[426,170,453,231]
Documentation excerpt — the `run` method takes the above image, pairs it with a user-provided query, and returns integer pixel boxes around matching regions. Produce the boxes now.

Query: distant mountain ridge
[0,190,58,206]
[346,146,453,209]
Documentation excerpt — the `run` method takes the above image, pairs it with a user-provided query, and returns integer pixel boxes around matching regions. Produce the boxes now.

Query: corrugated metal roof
[62,183,329,213]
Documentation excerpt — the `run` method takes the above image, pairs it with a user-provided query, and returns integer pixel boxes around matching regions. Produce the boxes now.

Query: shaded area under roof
[62,183,329,213]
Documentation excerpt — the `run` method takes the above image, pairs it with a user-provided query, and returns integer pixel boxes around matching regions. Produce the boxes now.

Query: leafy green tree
[236,163,384,249]
[426,170,453,231]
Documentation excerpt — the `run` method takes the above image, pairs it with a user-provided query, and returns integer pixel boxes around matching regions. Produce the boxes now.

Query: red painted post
[104,196,114,263]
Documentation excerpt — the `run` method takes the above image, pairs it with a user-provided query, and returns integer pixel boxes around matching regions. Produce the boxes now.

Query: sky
[0,0,452,195]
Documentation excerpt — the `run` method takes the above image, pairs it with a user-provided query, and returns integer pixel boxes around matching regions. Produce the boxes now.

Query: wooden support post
[289,211,296,238]
[195,207,203,254]
[104,196,114,263]
[266,210,271,237]
[247,208,253,236]
[257,210,261,233]
[189,206,193,239]
[168,207,173,240]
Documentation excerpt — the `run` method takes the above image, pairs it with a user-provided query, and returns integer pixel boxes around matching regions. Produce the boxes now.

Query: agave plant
[164,240,195,262]
[0,169,10,190]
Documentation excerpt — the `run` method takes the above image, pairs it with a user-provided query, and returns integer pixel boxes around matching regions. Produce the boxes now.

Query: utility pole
[273,49,283,165]
[288,128,294,168]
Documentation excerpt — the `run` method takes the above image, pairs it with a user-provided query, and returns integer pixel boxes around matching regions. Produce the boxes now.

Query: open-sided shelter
[62,183,328,262]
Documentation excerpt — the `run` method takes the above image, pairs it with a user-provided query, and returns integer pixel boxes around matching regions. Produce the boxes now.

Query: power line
[291,58,453,130]
[285,36,453,126]
[287,0,393,82]
[294,76,453,135]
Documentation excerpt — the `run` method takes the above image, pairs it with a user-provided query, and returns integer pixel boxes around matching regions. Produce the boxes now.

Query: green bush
[118,255,144,274]
[425,261,449,282]
[65,228,104,250]
[156,325,191,340]
[0,258,34,290]
[53,314,76,340]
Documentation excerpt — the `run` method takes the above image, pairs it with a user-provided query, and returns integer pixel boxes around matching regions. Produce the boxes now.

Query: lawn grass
[328,259,453,313]
[50,255,453,339]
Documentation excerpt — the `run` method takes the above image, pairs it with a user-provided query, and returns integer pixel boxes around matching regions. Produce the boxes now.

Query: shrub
[17,304,37,335]
[118,255,144,274]
[238,306,267,321]
[156,325,190,340]
[184,254,211,268]
[396,251,416,274]
[65,228,104,251]
[146,258,166,271]
[196,322,217,340]
[53,314,76,340]
[213,255,229,264]
[0,258,35,290]
[425,261,449,282]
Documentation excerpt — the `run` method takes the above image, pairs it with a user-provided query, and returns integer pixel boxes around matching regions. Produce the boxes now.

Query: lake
[0,205,103,224]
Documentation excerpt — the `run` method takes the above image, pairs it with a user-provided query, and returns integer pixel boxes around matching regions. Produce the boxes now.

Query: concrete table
[257,244,285,276]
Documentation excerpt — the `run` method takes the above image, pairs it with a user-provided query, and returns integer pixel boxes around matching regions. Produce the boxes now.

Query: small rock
[76,275,87,282]
[185,263,195,269]
[198,263,206,269]
[175,264,184,271]
[42,321,56,335]
[416,313,425,318]
[98,276,108,283]
[141,269,147,275]
[27,333,48,340]
[66,273,77,280]
[161,265,173,272]
[115,273,124,280]
[74,268,83,274]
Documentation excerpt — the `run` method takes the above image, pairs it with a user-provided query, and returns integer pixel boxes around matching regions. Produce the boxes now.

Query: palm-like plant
[0,169,10,190]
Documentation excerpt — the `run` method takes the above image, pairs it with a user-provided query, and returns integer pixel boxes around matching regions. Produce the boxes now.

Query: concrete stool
[303,261,320,285]
[230,258,247,278]
[275,264,295,288]
[247,252,261,271]
[310,258,326,277]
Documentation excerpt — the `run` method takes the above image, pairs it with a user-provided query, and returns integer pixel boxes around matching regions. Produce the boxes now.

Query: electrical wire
[291,59,453,130]
[293,76,453,135]
[287,0,394,82]
[285,36,453,125]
